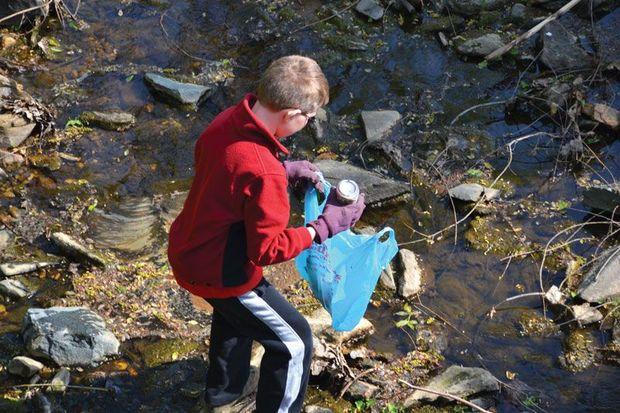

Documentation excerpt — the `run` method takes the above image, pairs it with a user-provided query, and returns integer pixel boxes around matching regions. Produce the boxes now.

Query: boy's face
[275,109,316,138]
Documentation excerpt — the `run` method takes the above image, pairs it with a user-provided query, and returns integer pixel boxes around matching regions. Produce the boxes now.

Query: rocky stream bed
[0,0,619,412]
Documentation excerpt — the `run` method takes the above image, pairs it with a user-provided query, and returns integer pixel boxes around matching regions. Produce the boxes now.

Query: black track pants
[204,278,313,413]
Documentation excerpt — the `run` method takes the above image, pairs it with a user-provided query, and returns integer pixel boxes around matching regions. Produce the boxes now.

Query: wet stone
[144,73,211,107]
[404,365,499,406]
[578,246,620,303]
[0,278,30,299]
[396,249,424,298]
[23,307,120,366]
[0,261,52,277]
[305,307,374,344]
[0,112,36,149]
[379,262,396,291]
[355,0,384,21]
[80,110,136,131]
[457,34,504,57]
[314,160,409,206]
[51,232,106,267]
[361,110,401,143]
[0,149,25,168]
[571,303,603,325]
[448,183,499,202]
[510,3,527,22]
[582,183,620,213]
[8,356,44,377]
[539,21,594,72]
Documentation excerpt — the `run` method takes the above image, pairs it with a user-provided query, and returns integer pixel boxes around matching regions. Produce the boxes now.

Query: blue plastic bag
[295,179,399,331]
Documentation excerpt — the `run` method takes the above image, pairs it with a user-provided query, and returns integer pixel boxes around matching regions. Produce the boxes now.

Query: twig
[3,383,111,392]
[450,100,508,126]
[397,379,494,413]
[485,0,584,61]
[290,1,360,34]
[159,10,209,63]
[337,367,376,399]
[0,0,53,25]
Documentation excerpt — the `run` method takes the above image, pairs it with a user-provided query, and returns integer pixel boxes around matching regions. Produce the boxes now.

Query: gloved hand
[284,160,324,193]
[307,192,366,244]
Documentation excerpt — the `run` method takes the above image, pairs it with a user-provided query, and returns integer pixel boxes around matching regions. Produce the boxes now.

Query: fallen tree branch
[337,367,376,399]
[397,379,494,413]
[485,0,584,61]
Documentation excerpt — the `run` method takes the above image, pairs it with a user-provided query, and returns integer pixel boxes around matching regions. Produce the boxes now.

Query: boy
[168,55,366,413]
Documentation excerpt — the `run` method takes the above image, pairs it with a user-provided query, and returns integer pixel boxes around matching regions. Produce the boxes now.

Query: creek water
[2,1,620,412]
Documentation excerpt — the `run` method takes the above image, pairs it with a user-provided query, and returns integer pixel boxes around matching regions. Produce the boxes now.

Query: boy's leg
[204,308,254,406]
[207,279,313,413]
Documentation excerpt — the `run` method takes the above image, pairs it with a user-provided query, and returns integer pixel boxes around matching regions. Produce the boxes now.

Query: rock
[578,246,620,303]
[345,380,379,400]
[8,356,44,377]
[0,229,12,252]
[80,110,136,131]
[396,249,424,298]
[0,167,6,180]
[50,367,70,392]
[361,110,401,143]
[558,329,597,372]
[419,15,465,33]
[379,263,396,291]
[571,303,603,325]
[305,308,374,345]
[309,107,329,142]
[544,285,565,305]
[596,8,620,66]
[144,73,211,107]
[448,183,499,202]
[582,183,620,213]
[51,232,106,267]
[539,21,593,72]
[510,3,527,22]
[457,34,504,57]
[581,103,619,130]
[0,149,25,168]
[0,279,30,299]
[0,113,36,149]
[445,0,505,16]
[404,366,499,406]
[314,160,410,206]
[1,34,16,49]
[22,307,120,366]
[305,406,332,413]
[355,0,384,21]
[0,262,52,277]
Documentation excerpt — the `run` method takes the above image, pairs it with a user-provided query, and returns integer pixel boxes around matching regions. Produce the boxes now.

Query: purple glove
[284,160,324,193]
[307,192,366,244]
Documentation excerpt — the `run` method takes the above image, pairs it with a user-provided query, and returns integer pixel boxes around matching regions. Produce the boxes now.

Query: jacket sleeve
[243,173,313,266]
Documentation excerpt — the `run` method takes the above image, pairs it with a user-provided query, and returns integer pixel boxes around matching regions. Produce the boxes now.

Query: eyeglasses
[299,110,316,122]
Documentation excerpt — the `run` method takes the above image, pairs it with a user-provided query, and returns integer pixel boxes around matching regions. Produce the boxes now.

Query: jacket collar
[232,93,290,156]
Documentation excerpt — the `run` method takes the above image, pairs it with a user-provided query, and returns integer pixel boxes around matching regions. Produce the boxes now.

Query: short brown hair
[257,55,329,114]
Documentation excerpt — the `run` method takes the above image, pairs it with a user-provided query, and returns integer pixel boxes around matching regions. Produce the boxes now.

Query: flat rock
[345,380,379,400]
[457,34,504,57]
[0,278,30,299]
[144,73,211,107]
[445,0,505,15]
[396,249,424,298]
[582,183,620,213]
[448,183,499,202]
[305,406,333,413]
[0,262,52,277]
[355,0,384,21]
[0,113,36,149]
[361,110,401,143]
[314,160,409,206]
[305,307,374,345]
[578,246,620,303]
[22,307,120,366]
[80,110,136,131]
[539,21,594,72]
[571,303,603,325]
[404,365,499,405]
[51,232,106,267]
[596,8,620,66]
[8,356,44,377]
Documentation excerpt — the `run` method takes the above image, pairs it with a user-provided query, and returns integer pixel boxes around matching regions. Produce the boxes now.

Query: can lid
[337,180,359,200]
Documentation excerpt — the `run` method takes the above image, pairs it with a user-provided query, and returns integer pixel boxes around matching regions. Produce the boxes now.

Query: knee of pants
[296,318,314,361]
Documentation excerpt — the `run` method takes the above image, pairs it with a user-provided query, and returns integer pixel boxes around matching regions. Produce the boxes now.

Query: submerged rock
[578,246,620,303]
[457,34,504,57]
[558,329,597,372]
[80,110,136,131]
[0,112,36,149]
[571,303,603,325]
[144,73,211,107]
[361,110,401,143]
[582,183,620,213]
[539,21,593,72]
[8,356,44,378]
[355,0,384,21]
[404,365,499,406]
[314,160,409,206]
[448,183,499,202]
[0,278,30,299]
[51,232,106,267]
[22,307,120,366]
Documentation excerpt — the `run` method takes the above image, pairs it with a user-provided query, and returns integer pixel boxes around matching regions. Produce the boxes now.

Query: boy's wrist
[306,226,317,243]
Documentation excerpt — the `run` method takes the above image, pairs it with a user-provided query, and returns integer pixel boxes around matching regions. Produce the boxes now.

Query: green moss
[131,337,203,368]
[558,329,597,372]
[517,311,560,337]
[465,216,526,256]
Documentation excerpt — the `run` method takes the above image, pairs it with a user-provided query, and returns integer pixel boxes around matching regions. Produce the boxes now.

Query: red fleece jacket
[167,94,313,298]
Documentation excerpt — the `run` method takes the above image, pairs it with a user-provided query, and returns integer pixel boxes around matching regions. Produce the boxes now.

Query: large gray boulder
[457,34,504,57]
[361,110,401,143]
[144,73,211,107]
[404,365,499,406]
[539,21,594,72]
[314,160,410,206]
[22,307,120,366]
[583,183,620,213]
[578,246,620,303]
